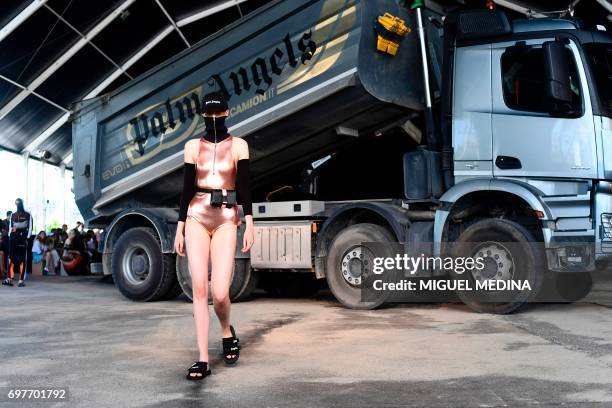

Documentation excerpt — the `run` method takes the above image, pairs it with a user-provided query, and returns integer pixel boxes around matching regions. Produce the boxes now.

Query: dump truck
[71,0,612,313]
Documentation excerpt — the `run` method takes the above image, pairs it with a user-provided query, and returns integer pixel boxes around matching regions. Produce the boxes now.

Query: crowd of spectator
[0,216,102,280]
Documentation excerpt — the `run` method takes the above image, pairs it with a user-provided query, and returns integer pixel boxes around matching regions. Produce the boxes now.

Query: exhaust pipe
[412,0,436,151]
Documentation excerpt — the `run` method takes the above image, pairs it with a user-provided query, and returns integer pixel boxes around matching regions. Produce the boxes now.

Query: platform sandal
[186,361,211,381]
[222,325,241,365]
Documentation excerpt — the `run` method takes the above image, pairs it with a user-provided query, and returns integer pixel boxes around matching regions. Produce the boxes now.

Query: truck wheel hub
[471,243,513,283]
[341,246,369,286]
[123,246,150,285]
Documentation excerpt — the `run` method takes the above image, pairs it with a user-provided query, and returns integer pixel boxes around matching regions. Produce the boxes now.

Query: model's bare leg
[185,218,212,368]
[210,223,237,338]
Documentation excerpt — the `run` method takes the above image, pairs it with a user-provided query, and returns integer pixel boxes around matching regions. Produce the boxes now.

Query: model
[174,91,254,380]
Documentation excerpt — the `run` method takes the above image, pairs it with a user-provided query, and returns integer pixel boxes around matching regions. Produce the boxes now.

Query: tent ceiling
[0,0,609,168]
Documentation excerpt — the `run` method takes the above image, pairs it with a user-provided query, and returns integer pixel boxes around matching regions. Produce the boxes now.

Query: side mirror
[543,40,572,104]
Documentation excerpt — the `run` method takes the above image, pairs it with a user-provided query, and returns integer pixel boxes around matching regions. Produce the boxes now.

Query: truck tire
[111,227,177,302]
[176,253,193,301]
[162,278,184,300]
[325,223,396,310]
[231,259,260,302]
[452,219,544,314]
[176,254,258,302]
[554,272,593,302]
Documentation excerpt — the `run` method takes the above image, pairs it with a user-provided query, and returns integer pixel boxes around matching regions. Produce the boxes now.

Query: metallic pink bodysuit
[187,136,241,235]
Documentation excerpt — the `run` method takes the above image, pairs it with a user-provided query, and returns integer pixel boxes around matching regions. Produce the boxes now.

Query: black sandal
[222,325,240,365]
[186,361,211,381]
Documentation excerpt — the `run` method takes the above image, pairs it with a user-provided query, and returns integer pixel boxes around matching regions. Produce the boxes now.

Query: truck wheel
[176,254,258,302]
[326,223,395,310]
[111,227,176,301]
[555,272,593,302]
[162,278,184,300]
[176,253,193,301]
[452,219,544,314]
[230,259,260,302]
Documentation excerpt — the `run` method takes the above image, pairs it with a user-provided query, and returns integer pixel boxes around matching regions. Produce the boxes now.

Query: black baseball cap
[202,91,229,114]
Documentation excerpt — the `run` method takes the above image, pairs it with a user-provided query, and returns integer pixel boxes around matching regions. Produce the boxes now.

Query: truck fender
[103,208,178,255]
[433,178,552,255]
[314,201,410,278]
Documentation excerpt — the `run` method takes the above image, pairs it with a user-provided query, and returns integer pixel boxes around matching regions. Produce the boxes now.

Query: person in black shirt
[4,199,32,287]
[1,211,11,234]
[0,231,7,281]
[61,229,88,275]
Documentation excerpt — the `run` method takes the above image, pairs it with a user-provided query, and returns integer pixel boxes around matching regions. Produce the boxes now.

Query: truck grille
[603,213,612,252]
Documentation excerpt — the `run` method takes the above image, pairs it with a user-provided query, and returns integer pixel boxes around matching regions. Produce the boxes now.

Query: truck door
[491,38,598,179]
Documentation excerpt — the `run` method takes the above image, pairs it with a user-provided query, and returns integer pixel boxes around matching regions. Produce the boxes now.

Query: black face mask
[203,116,228,141]
[15,200,24,213]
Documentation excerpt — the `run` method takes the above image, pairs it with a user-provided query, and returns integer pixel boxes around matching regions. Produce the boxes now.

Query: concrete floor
[3,276,612,407]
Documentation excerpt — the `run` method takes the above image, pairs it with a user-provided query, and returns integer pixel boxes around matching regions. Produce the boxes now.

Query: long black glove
[236,159,252,216]
[178,163,196,222]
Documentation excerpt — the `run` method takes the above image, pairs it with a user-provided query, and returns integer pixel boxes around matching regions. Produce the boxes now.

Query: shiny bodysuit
[187,135,241,236]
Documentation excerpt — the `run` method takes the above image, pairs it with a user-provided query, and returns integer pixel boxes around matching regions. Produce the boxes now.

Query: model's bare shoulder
[184,138,199,163]
[233,136,249,160]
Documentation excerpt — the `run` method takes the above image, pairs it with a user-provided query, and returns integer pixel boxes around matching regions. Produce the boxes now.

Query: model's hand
[174,231,185,257]
[241,219,254,252]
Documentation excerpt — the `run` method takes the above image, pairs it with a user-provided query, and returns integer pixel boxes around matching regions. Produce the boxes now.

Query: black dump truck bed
[71,0,441,226]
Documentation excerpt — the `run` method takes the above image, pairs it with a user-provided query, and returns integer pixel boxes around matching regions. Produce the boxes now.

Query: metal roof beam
[0,0,48,43]
[26,0,247,163]
[22,112,70,156]
[62,151,72,166]
[0,0,137,123]
[596,0,612,14]
[42,4,134,81]
[86,26,174,98]
[155,0,190,47]
[0,73,68,113]
[177,0,248,27]
[25,25,175,158]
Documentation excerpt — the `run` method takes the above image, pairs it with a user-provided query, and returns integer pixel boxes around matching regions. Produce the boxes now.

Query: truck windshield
[585,43,612,115]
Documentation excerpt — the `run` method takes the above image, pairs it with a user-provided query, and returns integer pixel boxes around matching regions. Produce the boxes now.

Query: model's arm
[236,139,254,252]
[236,159,252,217]
[177,145,196,234]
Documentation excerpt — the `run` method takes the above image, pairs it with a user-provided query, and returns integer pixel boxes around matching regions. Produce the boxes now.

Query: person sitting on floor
[61,229,88,276]
[44,235,61,275]
[85,229,101,263]
[32,231,47,268]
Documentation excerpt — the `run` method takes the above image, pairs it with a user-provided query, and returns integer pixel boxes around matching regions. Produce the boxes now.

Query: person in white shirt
[32,231,47,265]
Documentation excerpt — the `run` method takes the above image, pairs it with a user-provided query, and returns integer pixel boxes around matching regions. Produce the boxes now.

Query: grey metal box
[252,200,325,218]
[251,221,313,269]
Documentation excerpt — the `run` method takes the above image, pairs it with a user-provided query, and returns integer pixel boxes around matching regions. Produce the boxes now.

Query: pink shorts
[187,191,241,236]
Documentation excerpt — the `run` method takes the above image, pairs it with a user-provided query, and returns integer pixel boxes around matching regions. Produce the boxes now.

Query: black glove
[178,163,196,222]
[236,159,252,216]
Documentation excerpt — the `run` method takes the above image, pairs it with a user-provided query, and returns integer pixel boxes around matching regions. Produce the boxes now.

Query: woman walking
[174,91,254,380]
